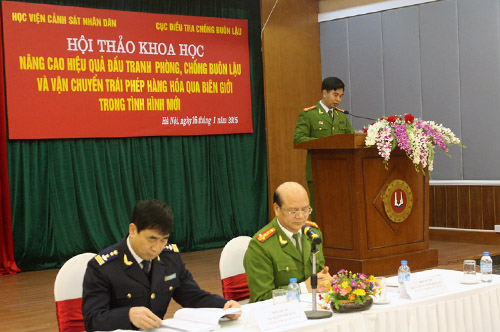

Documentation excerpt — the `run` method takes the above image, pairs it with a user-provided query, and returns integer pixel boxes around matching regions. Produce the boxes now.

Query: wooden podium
[295,133,438,276]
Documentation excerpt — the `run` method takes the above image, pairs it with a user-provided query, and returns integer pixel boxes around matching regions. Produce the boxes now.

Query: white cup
[375,276,387,302]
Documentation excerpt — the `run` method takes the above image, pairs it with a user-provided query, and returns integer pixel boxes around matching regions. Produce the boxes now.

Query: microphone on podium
[343,109,377,121]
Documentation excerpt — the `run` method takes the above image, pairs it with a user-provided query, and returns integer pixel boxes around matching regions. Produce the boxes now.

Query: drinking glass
[272,289,287,305]
[463,260,477,282]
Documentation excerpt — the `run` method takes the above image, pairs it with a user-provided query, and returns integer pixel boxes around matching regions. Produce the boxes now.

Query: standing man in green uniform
[243,182,331,302]
[293,77,355,220]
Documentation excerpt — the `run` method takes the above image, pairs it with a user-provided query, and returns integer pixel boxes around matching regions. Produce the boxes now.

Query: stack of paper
[161,307,241,332]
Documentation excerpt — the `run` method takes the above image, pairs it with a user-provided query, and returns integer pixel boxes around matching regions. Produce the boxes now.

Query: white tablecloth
[115,269,500,332]
[363,269,500,332]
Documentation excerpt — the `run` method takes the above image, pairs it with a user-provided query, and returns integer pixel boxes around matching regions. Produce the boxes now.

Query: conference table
[114,269,500,332]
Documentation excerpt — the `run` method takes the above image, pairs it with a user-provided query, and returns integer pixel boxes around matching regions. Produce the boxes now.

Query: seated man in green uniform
[293,77,355,220]
[243,182,331,302]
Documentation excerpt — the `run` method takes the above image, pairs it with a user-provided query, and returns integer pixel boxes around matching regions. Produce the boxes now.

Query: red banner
[2,2,252,139]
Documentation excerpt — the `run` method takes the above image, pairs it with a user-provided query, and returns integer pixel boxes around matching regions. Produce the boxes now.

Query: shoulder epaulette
[305,221,320,229]
[163,243,179,253]
[256,227,276,242]
[94,249,119,266]
[336,107,346,113]
[303,105,317,112]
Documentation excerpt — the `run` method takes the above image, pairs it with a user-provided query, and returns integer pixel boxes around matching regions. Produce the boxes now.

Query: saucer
[459,276,479,284]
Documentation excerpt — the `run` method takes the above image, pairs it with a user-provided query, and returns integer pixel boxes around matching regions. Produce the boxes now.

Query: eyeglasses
[281,207,313,217]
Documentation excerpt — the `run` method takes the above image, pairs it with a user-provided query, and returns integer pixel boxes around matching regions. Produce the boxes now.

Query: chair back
[219,236,251,303]
[54,252,95,332]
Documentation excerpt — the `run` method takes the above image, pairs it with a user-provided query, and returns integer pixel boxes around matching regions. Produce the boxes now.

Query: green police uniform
[293,102,355,219]
[243,217,326,303]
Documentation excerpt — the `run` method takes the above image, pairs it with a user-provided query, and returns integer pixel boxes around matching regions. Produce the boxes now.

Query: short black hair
[273,190,282,207]
[321,77,345,92]
[131,199,173,235]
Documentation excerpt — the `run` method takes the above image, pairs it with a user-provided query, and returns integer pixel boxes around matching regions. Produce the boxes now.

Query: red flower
[362,128,368,133]
[387,116,397,123]
[404,114,415,124]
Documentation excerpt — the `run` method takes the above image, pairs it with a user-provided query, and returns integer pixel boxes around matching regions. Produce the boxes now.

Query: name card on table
[404,273,448,300]
[246,302,307,331]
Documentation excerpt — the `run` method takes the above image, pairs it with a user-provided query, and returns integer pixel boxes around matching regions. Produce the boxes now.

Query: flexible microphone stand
[343,110,377,122]
[305,242,332,319]
[349,113,377,121]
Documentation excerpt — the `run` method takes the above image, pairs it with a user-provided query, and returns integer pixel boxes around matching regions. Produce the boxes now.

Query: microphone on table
[342,109,377,121]
[301,224,331,319]
[301,225,321,245]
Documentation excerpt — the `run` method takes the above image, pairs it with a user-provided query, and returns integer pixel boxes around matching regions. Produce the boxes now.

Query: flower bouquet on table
[363,114,463,173]
[319,269,379,312]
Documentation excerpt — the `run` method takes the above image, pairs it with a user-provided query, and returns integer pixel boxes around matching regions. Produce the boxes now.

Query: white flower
[364,115,462,173]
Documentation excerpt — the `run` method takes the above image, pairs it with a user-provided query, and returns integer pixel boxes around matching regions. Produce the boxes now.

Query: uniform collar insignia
[279,235,288,245]
[123,254,133,266]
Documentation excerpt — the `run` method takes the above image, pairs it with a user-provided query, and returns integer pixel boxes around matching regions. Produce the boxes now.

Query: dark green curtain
[6,0,267,270]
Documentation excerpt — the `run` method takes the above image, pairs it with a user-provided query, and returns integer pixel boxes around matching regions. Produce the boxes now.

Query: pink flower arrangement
[320,269,379,310]
[364,114,463,172]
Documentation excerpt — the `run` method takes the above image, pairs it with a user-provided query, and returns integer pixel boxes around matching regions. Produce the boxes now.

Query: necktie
[292,233,302,256]
[329,109,334,121]
[142,260,151,275]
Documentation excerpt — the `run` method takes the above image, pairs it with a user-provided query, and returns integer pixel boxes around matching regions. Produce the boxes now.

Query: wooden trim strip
[430,228,500,245]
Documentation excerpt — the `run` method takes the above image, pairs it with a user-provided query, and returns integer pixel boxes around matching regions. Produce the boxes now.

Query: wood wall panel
[457,186,471,229]
[482,187,496,230]
[260,0,322,214]
[430,185,499,231]
[433,186,447,227]
[445,186,458,228]
[470,186,483,229]
[496,187,500,226]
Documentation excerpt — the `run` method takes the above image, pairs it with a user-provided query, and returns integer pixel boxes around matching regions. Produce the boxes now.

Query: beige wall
[319,0,390,12]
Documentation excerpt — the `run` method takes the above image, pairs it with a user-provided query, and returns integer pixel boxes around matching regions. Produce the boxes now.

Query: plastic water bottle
[398,260,411,293]
[480,252,493,283]
[286,278,300,302]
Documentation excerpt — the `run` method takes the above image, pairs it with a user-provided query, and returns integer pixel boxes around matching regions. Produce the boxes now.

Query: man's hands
[129,301,241,329]
[317,266,332,287]
[305,266,332,292]
[223,300,242,320]
[129,306,162,330]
